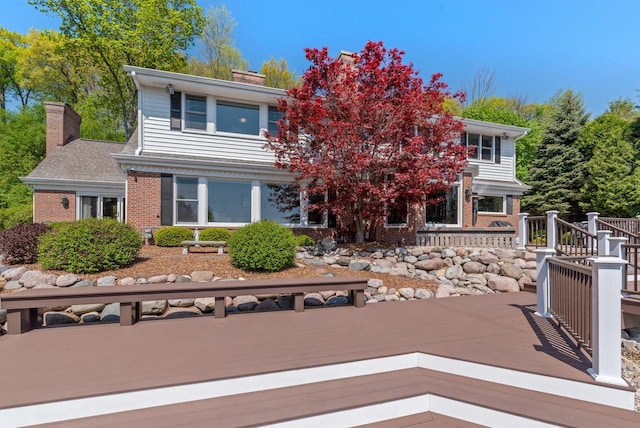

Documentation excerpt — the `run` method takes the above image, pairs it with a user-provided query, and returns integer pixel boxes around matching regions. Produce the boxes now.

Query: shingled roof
[24,139,126,183]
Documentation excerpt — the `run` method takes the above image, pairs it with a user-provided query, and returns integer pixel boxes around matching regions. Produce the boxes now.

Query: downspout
[128,70,144,156]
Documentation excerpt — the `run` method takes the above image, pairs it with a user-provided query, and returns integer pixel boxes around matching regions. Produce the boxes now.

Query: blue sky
[2,0,638,116]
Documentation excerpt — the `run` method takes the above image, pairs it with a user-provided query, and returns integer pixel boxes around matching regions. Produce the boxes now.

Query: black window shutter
[170,92,182,130]
[506,195,513,215]
[495,136,501,164]
[161,174,173,225]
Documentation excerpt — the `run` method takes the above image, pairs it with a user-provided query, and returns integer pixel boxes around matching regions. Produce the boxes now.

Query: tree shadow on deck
[511,303,592,373]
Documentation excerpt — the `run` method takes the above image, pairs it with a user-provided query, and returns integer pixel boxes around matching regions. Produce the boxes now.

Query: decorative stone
[277,294,293,309]
[2,267,27,281]
[164,307,202,318]
[441,248,456,258]
[478,253,500,264]
[499,263,523,280]
[410,247,424,257]
[466,273,487,286]
[488,276,520,293]
[403,255,418,264]
[318,290,336,300]
[71,303,106,315]
[142,300,168,315]
[378,286,388,295]
[368,278,384,289]
[117,277,136,286]
[415,288,433,299]
[486,263,501,274]
[44,311,80,325]
[255,299,280,311]
[0,276,5,290]
[414,258,443,271]
[495,248,517,259]
[436,283,456,298]
[96,276,117,286]
[190,271,214,282]
[321,237,337,251]
[33,284,56,289]
[463,261,486,274]
[524,261,537,270]
[175,275,191,283]
[136,278,148,284]
[456,248,468,257]
[100,303,120,322]
[414,270,436,281]
[325,296,349,306]
[336,257,351,266]
[348,259,371,271]
[233,295,259,311]
[167,274,178,283]
[384,294,399,301]
[71,279,97,288]
[372,259,393,269]
[147,275,168,284]
[194,297,216,313]
[398,287,415,299]
[19,270,57,289]
[323,256,339,265]
[370,265,391,273]
[56,274,80,287]
[304,292,325,306]
[81,312,101,323]
[168,298,195,307]
[445,264,464,280]
[389,262,410,277]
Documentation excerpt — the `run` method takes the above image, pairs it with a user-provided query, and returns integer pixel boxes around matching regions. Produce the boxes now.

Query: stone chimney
[44,102,82,155]
[337,50,355,65]
[231,69,266,86]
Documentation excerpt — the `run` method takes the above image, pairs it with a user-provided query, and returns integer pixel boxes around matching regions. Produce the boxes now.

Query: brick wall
[461,172,474,228]
[476,195,520,232]
[44,102,81,155]
[33,190,76,223]
[126,171,162,234]
[231,69,266,86]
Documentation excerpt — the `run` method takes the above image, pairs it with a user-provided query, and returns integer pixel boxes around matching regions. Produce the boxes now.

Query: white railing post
[546,210,559,250]
[587,212,599,236]
[534,248,556,318]
[517,212,528,249]
[596,230,612,256]
[609,236,627,258]
[587,256,628,386]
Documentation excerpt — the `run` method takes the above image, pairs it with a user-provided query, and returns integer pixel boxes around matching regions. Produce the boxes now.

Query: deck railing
[548,257,593,354]
[622,244,640,294]
[598,217,640,237]
[554,218,597,257]
[416,228,516,248]
[525,215,546,248]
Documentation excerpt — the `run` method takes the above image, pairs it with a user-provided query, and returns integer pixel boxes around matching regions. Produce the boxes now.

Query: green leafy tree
[523,90,589,221]
[30,0,205,139]
[189,4,247,80]
[260,56,298,89]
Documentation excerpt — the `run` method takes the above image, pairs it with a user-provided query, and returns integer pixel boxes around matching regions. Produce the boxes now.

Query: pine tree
[523,90,588,221]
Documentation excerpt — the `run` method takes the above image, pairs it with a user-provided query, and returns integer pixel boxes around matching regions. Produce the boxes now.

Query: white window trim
[75,194,125,222]
[477,194,506,215]
[174,176,200,225]
[424,183,462,228]
[183,94,209,133]
[465,132,495,163]
[214,99,263,138]
[384,204,409,228]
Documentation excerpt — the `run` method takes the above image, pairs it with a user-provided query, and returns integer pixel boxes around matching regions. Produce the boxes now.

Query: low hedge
[228,220,296,272]
[154,226,194,247]
[199,227,232,242]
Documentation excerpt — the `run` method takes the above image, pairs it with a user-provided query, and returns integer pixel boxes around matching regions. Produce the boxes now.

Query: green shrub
[295,234,315,247]
[228,220,296,272]
[0,223,51,264]
[38,218,142,274]
[199,227,232,242]
[154,226,193,247]
[0,204,33,230]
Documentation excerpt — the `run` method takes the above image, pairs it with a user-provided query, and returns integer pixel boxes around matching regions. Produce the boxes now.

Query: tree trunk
[355,217,366,243]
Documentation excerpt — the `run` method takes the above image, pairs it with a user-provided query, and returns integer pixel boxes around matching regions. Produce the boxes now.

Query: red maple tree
[266,41,468,242]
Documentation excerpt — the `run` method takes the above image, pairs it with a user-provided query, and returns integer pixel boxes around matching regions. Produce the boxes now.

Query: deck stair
[12,357,640,427]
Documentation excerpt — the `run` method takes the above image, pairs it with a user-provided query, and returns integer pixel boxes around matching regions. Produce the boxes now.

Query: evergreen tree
[522,90,588,221]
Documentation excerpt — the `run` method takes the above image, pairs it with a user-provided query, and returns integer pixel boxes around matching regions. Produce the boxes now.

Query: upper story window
[463,133,501,163]
[216,101,259,135]
[185,95,207,130]
[268,106,284,135]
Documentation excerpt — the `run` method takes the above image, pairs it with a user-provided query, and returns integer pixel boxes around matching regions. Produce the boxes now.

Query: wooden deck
[1,291,639,426]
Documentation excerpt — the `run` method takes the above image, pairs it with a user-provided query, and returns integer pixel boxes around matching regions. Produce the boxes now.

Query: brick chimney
[44,102,82,155]
[337,50,355,65]
[231,69,266,86]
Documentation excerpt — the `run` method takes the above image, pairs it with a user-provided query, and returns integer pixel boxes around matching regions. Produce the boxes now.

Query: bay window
[78,195,124,221]
[261,183,300,224]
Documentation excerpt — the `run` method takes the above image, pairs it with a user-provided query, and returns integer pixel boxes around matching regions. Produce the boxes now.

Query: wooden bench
[0,277,367,335]
[181,240,226,255]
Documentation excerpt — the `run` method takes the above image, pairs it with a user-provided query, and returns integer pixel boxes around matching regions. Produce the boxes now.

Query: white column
[596,230,612,256]
[517,212,528,250]
[609,236,627,258]
[534,248,556,318]
[197,177,207,225]
[587,212,600,236]
[251,180,261,223]
[587,256,627,386]
[546,210,559,250]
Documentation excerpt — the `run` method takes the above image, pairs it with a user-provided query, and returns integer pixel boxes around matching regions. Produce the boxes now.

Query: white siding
[469,138,516,181]
[141,87,276,163]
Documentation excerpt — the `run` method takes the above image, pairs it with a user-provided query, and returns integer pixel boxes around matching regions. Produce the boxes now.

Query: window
[386,202,408,226]
[216,101,259,135]
[477,196,504,213]
[261,183,300,224]
[464,133,500,162]
[185,95,207,130]
[176,177,198,223]
[425,186,459,225]
[207,180,251,223]
[79,195,124,221]
[170,91,182,130]
[268,106,284,135]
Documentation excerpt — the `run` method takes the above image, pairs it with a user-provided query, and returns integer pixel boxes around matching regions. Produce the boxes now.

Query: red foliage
[266,41,467,242]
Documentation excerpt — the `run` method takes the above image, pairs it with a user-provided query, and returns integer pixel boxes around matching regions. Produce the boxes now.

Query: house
[22,66,530,244]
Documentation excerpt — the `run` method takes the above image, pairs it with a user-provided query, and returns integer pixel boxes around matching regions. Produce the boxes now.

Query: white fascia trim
[20,178,125,193]
[473,179,531,195]
[461,118,530,138]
